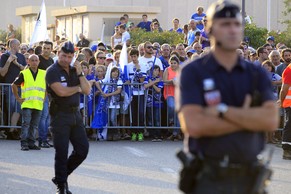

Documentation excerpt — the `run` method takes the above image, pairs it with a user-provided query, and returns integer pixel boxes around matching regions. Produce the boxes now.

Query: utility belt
[177,150,272,194]
[202,158,256,177]
[49,101,79,115]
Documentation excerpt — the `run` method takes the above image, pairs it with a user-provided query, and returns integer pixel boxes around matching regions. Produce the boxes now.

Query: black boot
[52,178,72,194]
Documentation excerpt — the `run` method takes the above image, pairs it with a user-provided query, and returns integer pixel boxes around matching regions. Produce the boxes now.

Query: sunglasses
[98,57,106,59]
[98,49,105,51]
[146,46,153,49]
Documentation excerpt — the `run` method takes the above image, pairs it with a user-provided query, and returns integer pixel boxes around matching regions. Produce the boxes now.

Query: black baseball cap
[207,0,241,20]
[61,41,75,53]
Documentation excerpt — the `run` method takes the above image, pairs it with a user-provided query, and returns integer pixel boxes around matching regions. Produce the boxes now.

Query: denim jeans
[108,108,118,135]
[166,96,180,136]
[21,108,42,146]
[147,106,161,137]
[38,98,50,142]
[4,85,21,114]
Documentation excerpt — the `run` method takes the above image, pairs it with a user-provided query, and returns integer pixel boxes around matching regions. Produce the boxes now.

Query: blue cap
[187,49,196,54]
[267,36,274,41]
[91,44,98,52]
[61,41,75,53]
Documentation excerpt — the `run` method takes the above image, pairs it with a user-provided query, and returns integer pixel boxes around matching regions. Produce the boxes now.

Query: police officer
[46,41,91,194]
[176,1,278,193]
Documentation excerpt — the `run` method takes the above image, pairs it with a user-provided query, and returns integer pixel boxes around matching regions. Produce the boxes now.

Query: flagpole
[29,0,48,46]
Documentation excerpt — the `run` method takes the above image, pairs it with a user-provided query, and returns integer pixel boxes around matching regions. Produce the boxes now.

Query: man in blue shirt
[176,1,278,193]
[137,14,152,32]
[191,6,207,30]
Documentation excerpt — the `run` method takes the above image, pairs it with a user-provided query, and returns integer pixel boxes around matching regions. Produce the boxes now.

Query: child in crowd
[90,65,106,140]
[144,65,164,142]
[95,67,123,141]
[80,61,95,137]
[127,48,147,141]
[163,55,181,141]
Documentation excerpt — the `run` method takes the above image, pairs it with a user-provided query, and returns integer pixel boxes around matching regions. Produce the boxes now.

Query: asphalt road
[0,140,290,194]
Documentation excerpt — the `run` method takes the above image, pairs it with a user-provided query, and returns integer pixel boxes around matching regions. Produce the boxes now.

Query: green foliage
[130,28,184,46]
[0,27,22,44]
[244,23,268,49]
[268,31,291,48]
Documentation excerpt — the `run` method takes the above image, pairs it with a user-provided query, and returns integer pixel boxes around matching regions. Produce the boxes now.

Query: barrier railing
[0,82,180,131]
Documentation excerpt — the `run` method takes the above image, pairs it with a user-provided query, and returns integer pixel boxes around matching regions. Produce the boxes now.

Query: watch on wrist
[78,72,84,77]
[217,103,228,118]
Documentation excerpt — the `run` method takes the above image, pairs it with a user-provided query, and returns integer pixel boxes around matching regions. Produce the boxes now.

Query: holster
[49,100,58,116]
[177,150,202,193]
[250,163,272,194]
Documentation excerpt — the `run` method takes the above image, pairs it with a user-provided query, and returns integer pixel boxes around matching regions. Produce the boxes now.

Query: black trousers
[283,107,291,150]
[50,110,89,183]
[131,95,145,132]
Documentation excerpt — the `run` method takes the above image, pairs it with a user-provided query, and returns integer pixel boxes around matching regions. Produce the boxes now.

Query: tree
[282,0,291,30]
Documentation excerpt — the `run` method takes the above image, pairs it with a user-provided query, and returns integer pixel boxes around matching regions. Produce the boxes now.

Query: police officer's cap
[207,0,241,21]
[61,41,75,54]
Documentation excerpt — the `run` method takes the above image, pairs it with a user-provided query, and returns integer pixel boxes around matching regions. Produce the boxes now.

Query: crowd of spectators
[0,6,290,144]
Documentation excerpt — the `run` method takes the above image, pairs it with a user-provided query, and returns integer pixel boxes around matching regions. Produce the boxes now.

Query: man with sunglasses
[176,1,277,193]
[254,46,269,66]
[139,42,163,77]
[46,41,91,194]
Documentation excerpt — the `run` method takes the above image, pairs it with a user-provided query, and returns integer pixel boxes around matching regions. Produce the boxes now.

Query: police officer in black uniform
[46,41,91,194]
[176,1,278,193]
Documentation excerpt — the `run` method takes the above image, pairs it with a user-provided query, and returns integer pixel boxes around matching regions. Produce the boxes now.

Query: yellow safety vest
[21,69,46,110]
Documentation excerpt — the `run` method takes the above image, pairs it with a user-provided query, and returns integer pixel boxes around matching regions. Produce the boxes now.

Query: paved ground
[0,140,290,194]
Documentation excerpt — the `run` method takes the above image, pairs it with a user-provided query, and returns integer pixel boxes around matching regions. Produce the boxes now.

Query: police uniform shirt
[176,53,274,163]
[45,62,80,107]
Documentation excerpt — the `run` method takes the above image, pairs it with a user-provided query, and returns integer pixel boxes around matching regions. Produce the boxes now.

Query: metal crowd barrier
[0,82,283,132]
[0,82,180,131]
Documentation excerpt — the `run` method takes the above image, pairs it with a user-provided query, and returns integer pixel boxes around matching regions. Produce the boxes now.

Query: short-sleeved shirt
[176,52,274,163]
[38,55,54,70]
[121,31,130,44]
[169,28,183,33]
[0,52,27,83]
[45,62,80,107]
[102,78,123,109]
[276,62,287,77]
[144,75,163,107]
[137,21,152,32]
[187,29,200,46]
[191,13,207,30]
[77,39,90,48]
[127,62,147,95]
[138,56,164,73]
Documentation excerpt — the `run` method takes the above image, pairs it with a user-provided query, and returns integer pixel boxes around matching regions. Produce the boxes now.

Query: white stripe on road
[124,146,149,158]
[160,167,178,179]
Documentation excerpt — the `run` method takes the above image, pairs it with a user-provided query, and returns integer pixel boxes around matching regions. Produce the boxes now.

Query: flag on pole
[100,22,105,43]
[29,0,48,47]
[119,43,132,110]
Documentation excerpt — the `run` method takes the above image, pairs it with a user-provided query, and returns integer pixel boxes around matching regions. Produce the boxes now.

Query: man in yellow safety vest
[11,54,46,151]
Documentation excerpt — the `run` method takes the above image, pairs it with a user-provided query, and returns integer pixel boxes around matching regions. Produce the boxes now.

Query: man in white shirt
[138,41,164,77]
[119,25,130,45]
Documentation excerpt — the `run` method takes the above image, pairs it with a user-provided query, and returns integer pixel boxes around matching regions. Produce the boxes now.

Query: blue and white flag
[120,43,132,110]
[29,0,48,46]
